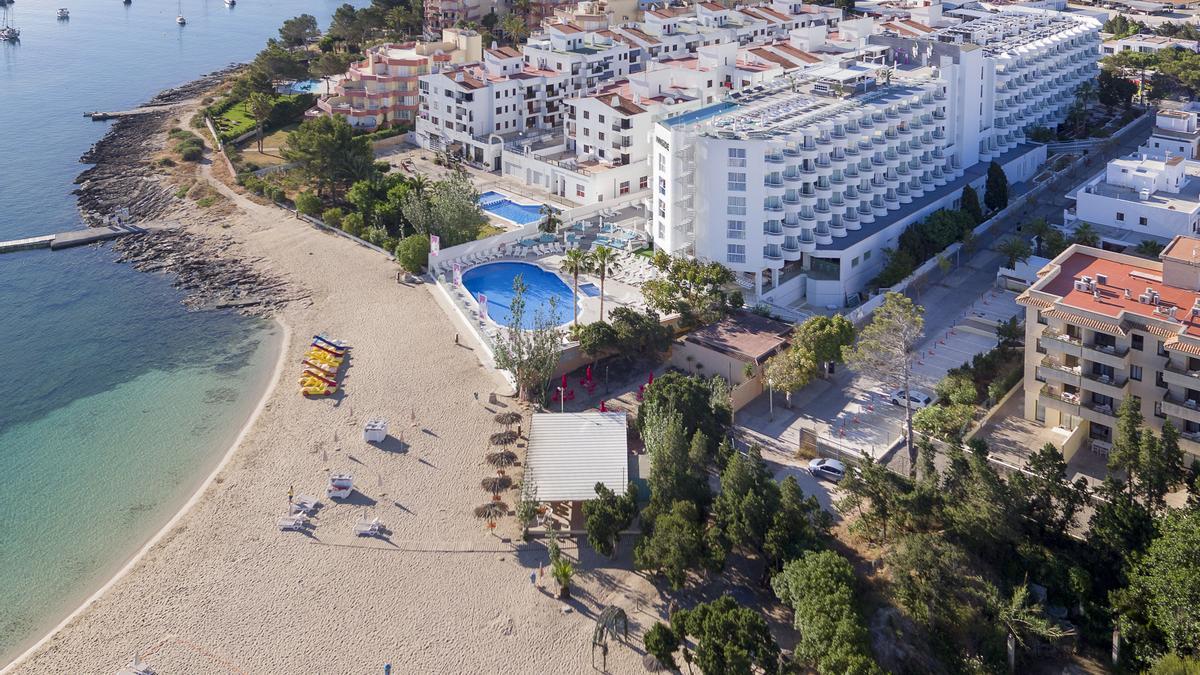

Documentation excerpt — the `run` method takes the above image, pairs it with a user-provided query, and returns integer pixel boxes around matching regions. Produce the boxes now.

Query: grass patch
[175,183,193,199]
[476,224,505,240]
[196,196,217,208]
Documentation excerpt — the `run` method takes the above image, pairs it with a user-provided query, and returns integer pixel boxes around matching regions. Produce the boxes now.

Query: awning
[525,412,629,502]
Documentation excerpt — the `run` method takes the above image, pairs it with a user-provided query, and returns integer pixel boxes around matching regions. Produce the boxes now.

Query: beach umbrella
[586,365,593,382]
[486,450,518,468]
[490,430,518,447]
[648,371,654,386]
[561,373,568,390]
[494,411,522,428]
[599,400,607,413]
[474,502,507,520]
[481,476,513,493]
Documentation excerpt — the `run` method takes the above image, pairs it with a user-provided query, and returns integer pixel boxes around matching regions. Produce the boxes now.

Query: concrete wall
[667,338,764,411]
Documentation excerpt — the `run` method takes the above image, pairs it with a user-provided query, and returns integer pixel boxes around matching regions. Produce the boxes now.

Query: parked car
[807,458,847,482]
[890,389,935,409]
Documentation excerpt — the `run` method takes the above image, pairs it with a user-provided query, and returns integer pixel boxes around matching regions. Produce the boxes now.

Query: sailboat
[224,0,235,6]
[175,0,185,24]
[0,3,19,41]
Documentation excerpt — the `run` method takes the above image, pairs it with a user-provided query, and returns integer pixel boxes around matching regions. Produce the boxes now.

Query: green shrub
[321,207,345,229]
[155,157,176,168]
[913,403,976,442]
[179,146,203,162]
[394,234,430,272]
[936,371,979,406]
[341,212,365,237]
[295,191,322,217]
[196,196,216,208]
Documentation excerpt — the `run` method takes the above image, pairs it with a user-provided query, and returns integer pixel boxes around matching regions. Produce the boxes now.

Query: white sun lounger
[290,495,319,515]
[355,517,384,537]
[278,514,307,531]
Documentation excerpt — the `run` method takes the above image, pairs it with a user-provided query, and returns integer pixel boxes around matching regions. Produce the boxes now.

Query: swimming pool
[461,262,576,329]
[478,191,546,226]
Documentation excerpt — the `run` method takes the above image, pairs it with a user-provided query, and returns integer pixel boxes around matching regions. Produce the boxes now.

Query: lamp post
[768,378,775,422]
[605,365,610,394]
[557,386,566,414]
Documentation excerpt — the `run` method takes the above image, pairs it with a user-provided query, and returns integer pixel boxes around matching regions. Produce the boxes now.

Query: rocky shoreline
[74,66,294,318]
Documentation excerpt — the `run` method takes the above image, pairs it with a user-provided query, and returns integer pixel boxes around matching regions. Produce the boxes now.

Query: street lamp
[768,378,775,422]
[557,386,566,414]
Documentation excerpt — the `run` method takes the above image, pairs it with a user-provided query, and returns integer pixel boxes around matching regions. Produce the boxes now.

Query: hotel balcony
[1038,357,1081,386]
[1039,328,1083,356]
[1163,392,1200,425]
[1082,341,1128,368]
[1081,370,1129,399]
[1163,359,1200,389]
[1039,385,1081,417]
[1080,398,1119,425]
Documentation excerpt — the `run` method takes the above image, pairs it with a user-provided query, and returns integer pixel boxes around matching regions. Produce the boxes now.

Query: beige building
[669,311,792,411]
[1018,237,1200,465]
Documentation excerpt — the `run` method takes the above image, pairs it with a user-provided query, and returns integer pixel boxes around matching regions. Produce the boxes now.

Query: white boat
[326,474,354,500]
[224,0,235,6]
[56,8,68,18]
[175,0,184,24]
[0,27,16,41]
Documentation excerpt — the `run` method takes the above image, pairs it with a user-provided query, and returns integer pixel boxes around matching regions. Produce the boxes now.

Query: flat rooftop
[1040,250,1200,339]
[1086,179,1200,214]
[685,311,792,362]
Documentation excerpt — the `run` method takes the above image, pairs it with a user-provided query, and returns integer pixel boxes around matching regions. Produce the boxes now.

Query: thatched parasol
[489,430,518,447]
[486,450,518,468]
[494,412,522,428]
[474,502,507,520]
[481,476,512,492]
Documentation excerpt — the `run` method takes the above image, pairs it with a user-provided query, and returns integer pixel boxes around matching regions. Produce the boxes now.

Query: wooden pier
[0,224,146,254]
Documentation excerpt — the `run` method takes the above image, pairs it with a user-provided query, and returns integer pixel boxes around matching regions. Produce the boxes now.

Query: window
[1156,370,1166,388]
[619,181,631,196]
[1037,310,1048,326]
[640,176,648,190]
[863,250,872,261]
[1139,216,1148,226]
[657,199,666,218]
[658,178,667,195]
[727,197,747,216]
[583,111,589,119]
[728,148,747,167]
[1117,212,1125,222]
[1131,365,1143,381]
[658,154,666,171]
[576,184,585,198]
[1158,340,1168,356]
[727,172,746,191]
[851,256,859,268]
[1132,334,1144,351]
[727,244,746,263]
[727,220,745,239]
[1154,401,1166,419]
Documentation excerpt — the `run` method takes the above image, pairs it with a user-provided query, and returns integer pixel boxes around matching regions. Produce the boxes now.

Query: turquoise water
[478,190,546,225]
[461,262,576,328]
[0,0,358,663]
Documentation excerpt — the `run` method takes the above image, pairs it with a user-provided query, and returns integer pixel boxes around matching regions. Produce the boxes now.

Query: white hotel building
[651,9,1099,308]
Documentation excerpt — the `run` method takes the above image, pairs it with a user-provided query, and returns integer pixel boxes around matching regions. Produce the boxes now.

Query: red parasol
[599,400,607,412]
[561,373,567,390]
[586,365,593,382]
[648,371,654,386]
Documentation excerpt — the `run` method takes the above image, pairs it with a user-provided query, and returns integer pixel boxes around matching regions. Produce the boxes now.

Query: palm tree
[1072,222,1100,247]
[245,92,274,153]
[500,12,528,44]
[589,245,621,321]
[551,557,574,599]
[408,172,428,197]
[539,204,561,234]
[997,236,1032,270]
[1025,217,1053,257]
[992,582,1072,654]
[560,248,590,326]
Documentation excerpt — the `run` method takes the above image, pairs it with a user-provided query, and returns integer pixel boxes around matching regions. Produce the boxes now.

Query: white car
[890,389,934,410]
[807,458,847,482]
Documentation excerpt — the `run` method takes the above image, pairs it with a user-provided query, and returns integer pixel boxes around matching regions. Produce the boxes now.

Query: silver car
[807,458,847,482]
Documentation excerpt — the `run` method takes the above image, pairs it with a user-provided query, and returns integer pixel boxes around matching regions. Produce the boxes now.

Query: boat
[224,0,234,6]
[175,0,184,24]
[1,4,18,41]
[56,8,68,19]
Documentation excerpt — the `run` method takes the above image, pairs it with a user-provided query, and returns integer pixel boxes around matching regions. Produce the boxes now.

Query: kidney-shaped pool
[461,262,577,329]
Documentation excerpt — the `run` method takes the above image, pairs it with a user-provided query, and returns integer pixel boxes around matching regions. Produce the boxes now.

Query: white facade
[1144,104,1200,160]
[1101,33,1200,55]
[1074,153,1200,240]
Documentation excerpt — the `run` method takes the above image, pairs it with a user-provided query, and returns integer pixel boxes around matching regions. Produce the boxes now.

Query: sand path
[6,156,659,674]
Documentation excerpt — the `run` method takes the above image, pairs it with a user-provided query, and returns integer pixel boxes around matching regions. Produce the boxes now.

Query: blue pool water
[281,79,321,94]
[461,262,576,329]
[478,191,545,225]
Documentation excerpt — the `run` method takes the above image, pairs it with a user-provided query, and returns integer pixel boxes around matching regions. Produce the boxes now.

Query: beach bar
[525,412,629,533]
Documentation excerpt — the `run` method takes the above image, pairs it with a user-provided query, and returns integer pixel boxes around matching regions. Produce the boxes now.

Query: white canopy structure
[525,412,629,502]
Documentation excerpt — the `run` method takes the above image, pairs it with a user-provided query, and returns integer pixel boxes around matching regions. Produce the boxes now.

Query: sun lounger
[278,514,307,531]
[355,517,384,537]
[291,495,319,514]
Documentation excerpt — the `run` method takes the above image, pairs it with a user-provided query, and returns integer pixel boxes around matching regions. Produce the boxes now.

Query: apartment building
[1101,33,1200,55]
[1018,238,1200,464]
[1073,153,1200,240]
[521,22,635,95]
[1144,103,1200,160]
[316,31,482,129]
[645,8,1095,309]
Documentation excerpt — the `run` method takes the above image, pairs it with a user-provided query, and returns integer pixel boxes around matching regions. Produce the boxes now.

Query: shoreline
[0,318,292,674]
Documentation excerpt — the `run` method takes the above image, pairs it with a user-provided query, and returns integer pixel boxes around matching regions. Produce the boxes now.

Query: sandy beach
[4,131,660,673]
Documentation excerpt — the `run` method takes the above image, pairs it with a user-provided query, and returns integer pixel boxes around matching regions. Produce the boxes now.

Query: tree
[583,481,638,557]
[284,116,375,199]
[1135,239,1166,259]
[560,248,590,326]
[1025,216,1053,257]
[575,321,617,360]
[644,623,680,671]
[642,255,740,326]
[1111,395,1145,482]
[1139,420,1185,511]
[551,556,574,599]
[589,245,621,321]
[641,411,711,526]
[1009,442,1088,539]
[245,92,274,153]
[609,307,671,363]
[793,314,854,376]
[763,476,830,572]
[773,551,880,674]
[713,447,779,560]
[836,454,905,544]
[888,533,978,630]
[500,12,529,45]
[514,478,538,541]
[638,372,730,460]
[1099,69,1138,110]
[998,236,1032,270]
[961,185,984,225]
[984,161,1008,212]
[993,582,1073,654]
[635,499,720,589]
[843,292,924,467]
[1116,509,1200,666]
[230,66,275,99]
[538,203,560,234]
[294,191,322,217]
[670,595,781,675]
[252,40,309,81]
[492,276,563,400]
[1088,477,1156,581]
[312,52,352,96]
[1072,222,1100,248]
[394,233,430,273]
[763,347,816,407]
[427,172,487,246]
[279,14,319,47]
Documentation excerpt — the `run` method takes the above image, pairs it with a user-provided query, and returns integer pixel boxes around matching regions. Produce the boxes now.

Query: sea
[0,0,360,663]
